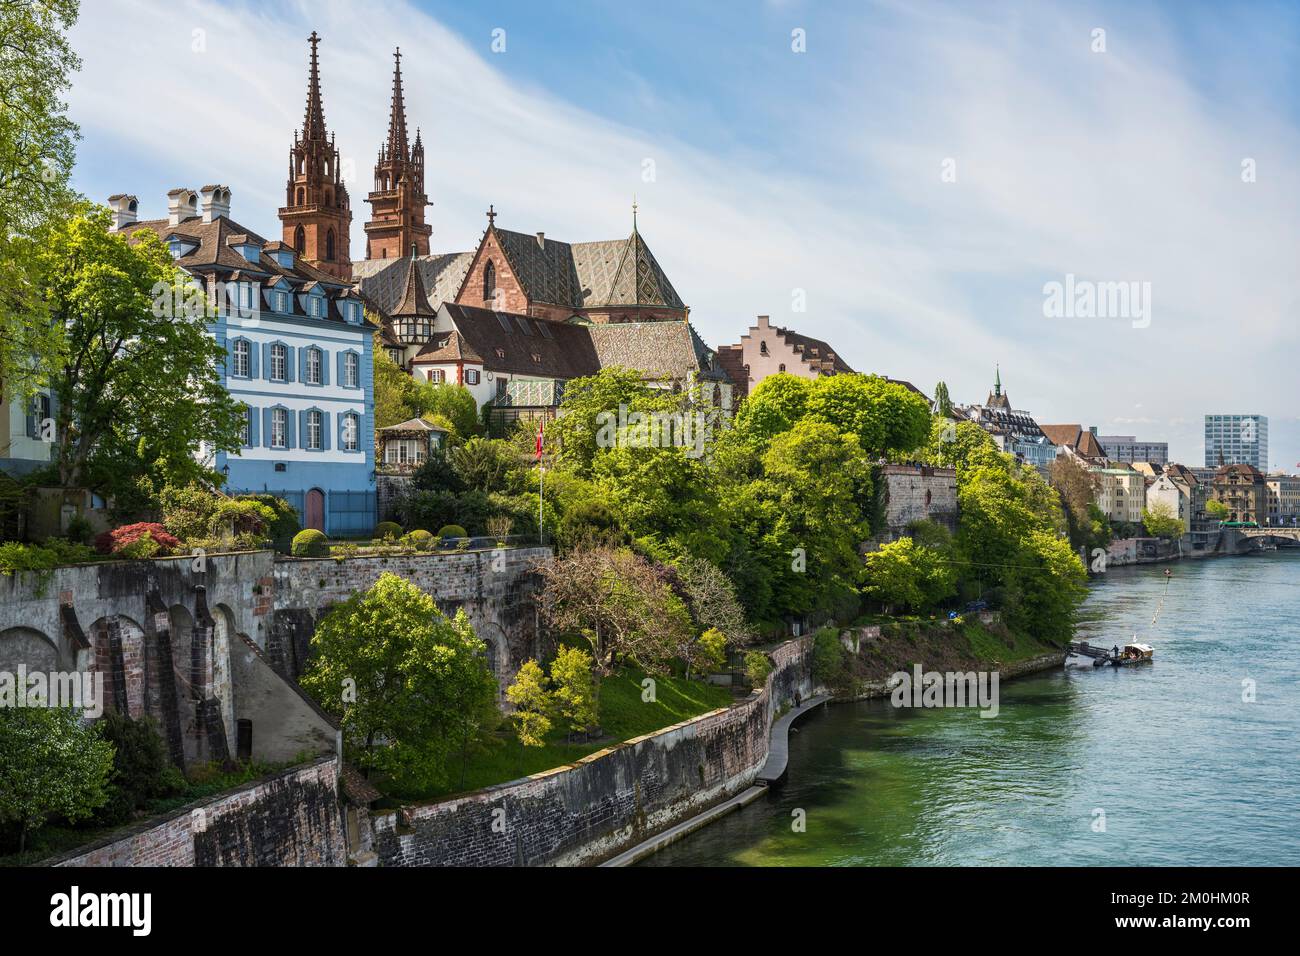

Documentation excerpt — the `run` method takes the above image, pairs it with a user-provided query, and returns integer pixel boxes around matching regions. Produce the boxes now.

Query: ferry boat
[1066,640,1154,667]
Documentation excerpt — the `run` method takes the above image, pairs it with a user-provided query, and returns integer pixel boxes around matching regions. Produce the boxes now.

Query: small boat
[1110,642,1154,667]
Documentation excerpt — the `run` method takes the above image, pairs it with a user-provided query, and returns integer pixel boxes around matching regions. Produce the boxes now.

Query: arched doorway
[306,489,325,532]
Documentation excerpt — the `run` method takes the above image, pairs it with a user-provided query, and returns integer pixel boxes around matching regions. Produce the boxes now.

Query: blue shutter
[285,345,296,383]
[262,408,273,448]
[247,406,259,447]
[320,348,330,386]
[285,408,296,449]
[298,409,308,450]
[322,411,331,450]
[249,339,259,378]
[225,338,236,380]
[262,343,272,380]
[337,351,346,388]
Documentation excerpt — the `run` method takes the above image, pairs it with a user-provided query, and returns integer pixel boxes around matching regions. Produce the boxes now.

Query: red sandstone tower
[279,32,353,280]
[364,48,432,260]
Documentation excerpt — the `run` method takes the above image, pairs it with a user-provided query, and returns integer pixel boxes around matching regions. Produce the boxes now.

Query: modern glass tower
[1204,414,1268,470]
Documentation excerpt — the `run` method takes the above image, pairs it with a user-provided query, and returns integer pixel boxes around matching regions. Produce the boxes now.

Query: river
[639,552,1300,866]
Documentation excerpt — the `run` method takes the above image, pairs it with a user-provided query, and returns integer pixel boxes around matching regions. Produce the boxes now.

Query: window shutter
[226,338,237,379]
[337,351,346,387]
[25,398,36,439]
[262,408,273,448]
[299,409,309,450]
[322,411,331,451]
[249,340,259,378]
[295,346,305,383]
[248,406,259,447]
[320,349,330,386]
[285,409,296,449]
[262,343,272,379]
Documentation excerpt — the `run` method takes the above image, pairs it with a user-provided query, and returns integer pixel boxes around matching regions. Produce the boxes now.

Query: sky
[66,0,1300,468]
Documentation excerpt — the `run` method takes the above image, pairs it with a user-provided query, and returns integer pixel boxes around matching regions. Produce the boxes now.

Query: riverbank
[638,554,1300,866]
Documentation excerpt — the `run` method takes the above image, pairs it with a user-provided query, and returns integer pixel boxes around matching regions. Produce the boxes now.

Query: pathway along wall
[372,637,815,867]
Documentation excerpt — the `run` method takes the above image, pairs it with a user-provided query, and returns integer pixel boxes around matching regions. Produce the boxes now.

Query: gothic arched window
[484,261,496,301]
[294,226,305,255]
[325,229,335,261]
[296,187,305,205]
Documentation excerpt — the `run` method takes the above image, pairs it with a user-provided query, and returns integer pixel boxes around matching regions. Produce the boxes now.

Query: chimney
[106,194,138,232]
[167,188,198,226]
[200,185,231,223]
[536,232,545,249]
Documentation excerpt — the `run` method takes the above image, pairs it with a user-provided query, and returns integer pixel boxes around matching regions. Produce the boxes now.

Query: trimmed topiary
[405,529,434,551]
[291,528,329,557]
[435,524,468,541]
[374,521,402,541]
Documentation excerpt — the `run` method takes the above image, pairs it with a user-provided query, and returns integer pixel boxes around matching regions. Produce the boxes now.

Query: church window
[325,229,335,260]
[296,187,305,205]
[294,226,305,254]
[760,341,769,356]
[484,261,496,299]
[779,363,786,372]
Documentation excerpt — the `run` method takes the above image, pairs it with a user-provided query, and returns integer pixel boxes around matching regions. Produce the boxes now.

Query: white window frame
[240,407,252,445]
[342,413,359,451]
[233,339,250,377]
[276,290,288,313]
[307,410,322,450]
[271,408,287,448]
[270,343,287,382]
[306,347,322,385]
[344,351,359,389]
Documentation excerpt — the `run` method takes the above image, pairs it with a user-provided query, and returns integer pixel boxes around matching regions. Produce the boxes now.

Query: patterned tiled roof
[586,320,728,381]
[352,251,473,315]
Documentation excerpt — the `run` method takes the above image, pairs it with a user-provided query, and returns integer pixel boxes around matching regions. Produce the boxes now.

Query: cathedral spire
[994,364,1001,397]
[302,31,327,143]
[386,48,409,160]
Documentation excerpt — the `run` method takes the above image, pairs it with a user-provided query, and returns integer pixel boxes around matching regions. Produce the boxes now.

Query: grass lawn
[414,668,734,801]
[960,620,1055,663]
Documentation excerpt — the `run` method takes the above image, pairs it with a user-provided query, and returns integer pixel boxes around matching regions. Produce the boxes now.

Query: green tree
[505,660,552,748]
[862,536,955,612]
[0,705,113,854]
[372,335,418,430]
[300,573,498,795]
[549,366,681,476]
[411,380,479,438]
[0,0,81,396]
[804,373,932,458]
[731,373,813,448]
[34,207,245,495]
[549,646,599,740]
[1143,503,1184,541]
[1206,498,1230,519]
[933,381,954,418]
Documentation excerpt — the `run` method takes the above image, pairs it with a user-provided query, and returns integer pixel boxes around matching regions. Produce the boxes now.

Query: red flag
[536,420,544,460]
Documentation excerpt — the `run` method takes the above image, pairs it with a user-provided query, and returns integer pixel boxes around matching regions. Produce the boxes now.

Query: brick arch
[88,614,147,718]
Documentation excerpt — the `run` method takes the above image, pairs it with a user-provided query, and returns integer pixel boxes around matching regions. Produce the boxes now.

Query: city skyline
[65,0,1300,468]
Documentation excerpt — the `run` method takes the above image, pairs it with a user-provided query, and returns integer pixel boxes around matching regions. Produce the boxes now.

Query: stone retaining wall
[372,636,815,867]
[50,756,345,867]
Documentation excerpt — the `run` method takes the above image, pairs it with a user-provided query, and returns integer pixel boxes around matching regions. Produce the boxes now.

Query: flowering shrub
[95,522,180,556]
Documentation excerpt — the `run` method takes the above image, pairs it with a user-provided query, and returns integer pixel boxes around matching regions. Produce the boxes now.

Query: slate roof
[353,251,474,315]
[351,227,684,315]
[122,214,371,327]
[413,304,723,384]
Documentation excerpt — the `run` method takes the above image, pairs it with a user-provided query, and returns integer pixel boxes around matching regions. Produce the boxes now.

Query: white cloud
[68,0,1300,466]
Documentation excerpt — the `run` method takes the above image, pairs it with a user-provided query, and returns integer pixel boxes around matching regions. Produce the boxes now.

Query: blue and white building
[110,187,376,534]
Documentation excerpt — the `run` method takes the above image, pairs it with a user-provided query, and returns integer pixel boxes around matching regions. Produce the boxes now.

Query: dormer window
[275,291,288,313]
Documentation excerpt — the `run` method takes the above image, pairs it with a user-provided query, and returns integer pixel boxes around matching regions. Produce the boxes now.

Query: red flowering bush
[95,522,181,557]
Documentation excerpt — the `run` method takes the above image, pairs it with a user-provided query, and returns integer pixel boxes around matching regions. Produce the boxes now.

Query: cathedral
[276,34,727,426]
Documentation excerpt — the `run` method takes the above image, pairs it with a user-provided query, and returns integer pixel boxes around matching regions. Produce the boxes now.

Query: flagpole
[537,418,545,546]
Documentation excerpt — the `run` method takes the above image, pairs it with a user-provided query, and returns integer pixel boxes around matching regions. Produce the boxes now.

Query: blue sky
[68,0,1300,467]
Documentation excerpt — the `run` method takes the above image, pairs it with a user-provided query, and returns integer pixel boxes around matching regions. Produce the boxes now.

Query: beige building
[1093,466,1145,524]
[1212,463,1269,524]
[1266,473,1300,524]
[1146,468,1208,533]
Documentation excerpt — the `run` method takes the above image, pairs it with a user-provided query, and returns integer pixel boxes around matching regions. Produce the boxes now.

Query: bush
[405,529,434,551]
[209,499,276,541]
[94,523,180,557]
[436,524,468,540]
[159,483,219,542]
[375,521,403,541]
[236,494,299,550]
[744,650,774,687]
[695,627,728,675]
[64,515,93,545]
[811,626,846,688]
[94,713,182,824]
[291,529,329,557]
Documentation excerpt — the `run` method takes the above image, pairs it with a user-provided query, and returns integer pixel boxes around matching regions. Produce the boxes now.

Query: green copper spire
[994,364,1002,397]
